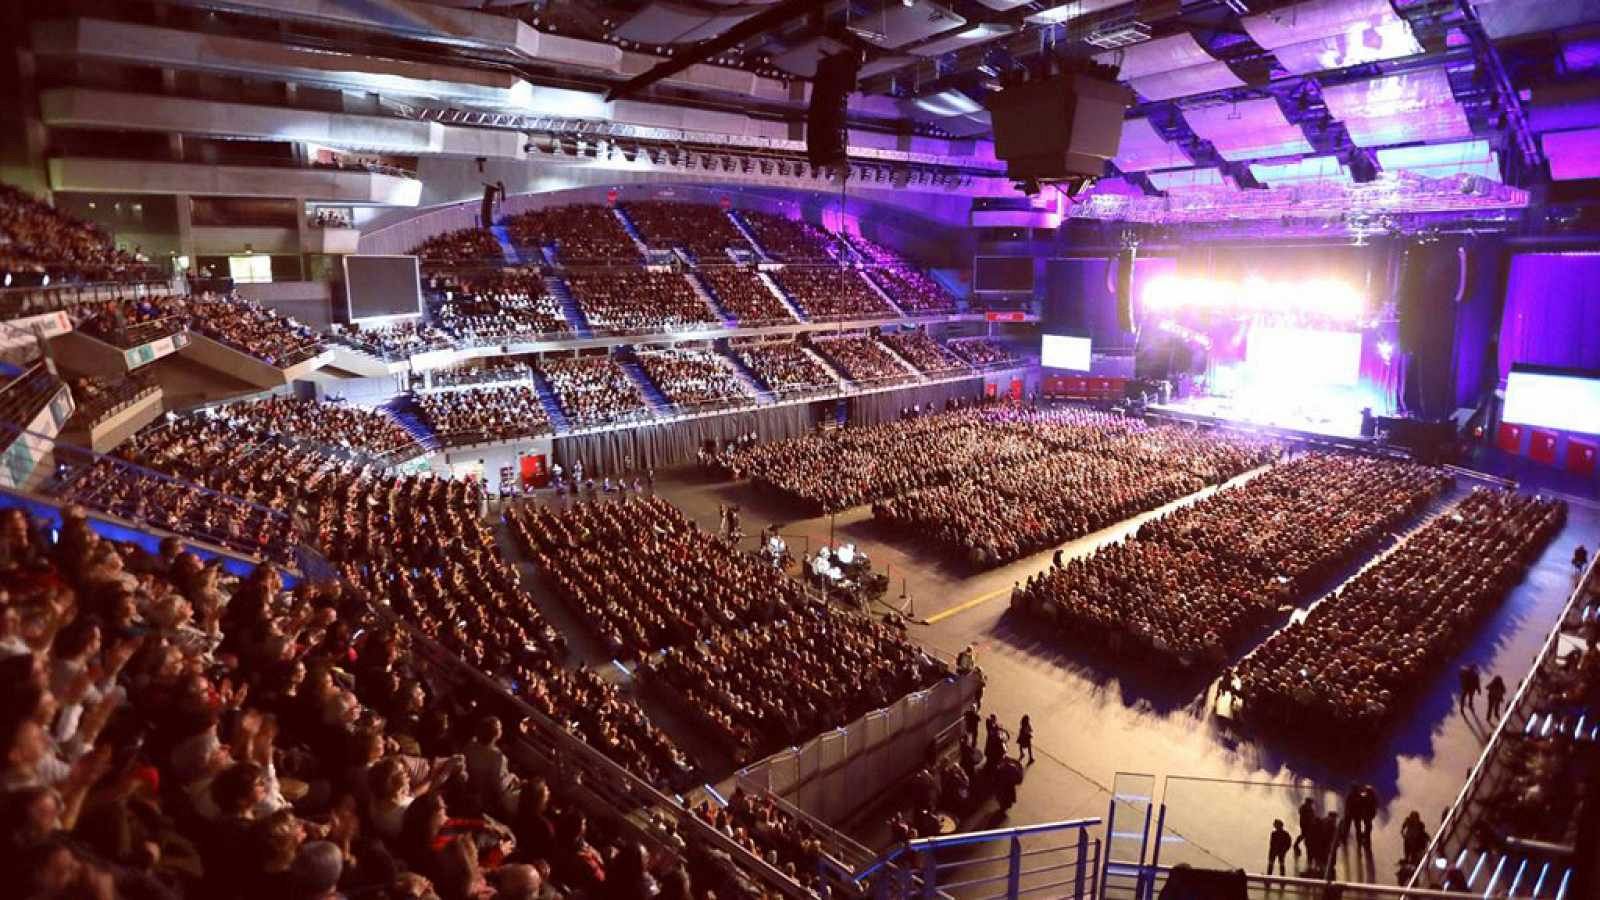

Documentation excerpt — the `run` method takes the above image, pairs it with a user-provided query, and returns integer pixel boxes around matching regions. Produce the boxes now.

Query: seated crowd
[75,294,187,348]
[737,211,835,263]
[634,349,753,410]
[643,603,948,764]
[0,184,157,284]
[416,385,552,446]
[411,229,504,267]
[430,361,532,390]
[185,292,325,368]
[432,270,569,342]
[335,320,451,359]
[623,202,748,262]
[946,338,1019,368]
[774,269,893,321]
[874,430,1273,568]
[66,373,158,429]
[1235,488,1566,734]
[509,495,948,764]
[563,271,716,334]
[697,268,795,326]
[216,397,421,460]
[539,356,652,428]
[0,503,723,900]
[878,331,967,376]
[735,341,837,396]
[1014,453,1452,668]
[811,335,915,384]
[866,267,958,315]
[504,205,639,265]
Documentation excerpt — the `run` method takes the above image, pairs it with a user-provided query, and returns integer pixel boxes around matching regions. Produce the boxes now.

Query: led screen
[1503,366,1600,434]
[974,256,1036,293]
[344,255,422,321]
[1042,334,1092,371]
[1247,326,1361,386]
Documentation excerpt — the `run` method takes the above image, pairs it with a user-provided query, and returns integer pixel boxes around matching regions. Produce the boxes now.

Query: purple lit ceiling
[1249,155,1351,188]
[1542,127,1600,180]
[1182,98,1315,161]
[1112,118,1192,172]
[1242,0,1422,75]
[1093,33,1244,102]
[1146,167,1234,193]
[1320,70,1473,147]
[1376,140,1501,181]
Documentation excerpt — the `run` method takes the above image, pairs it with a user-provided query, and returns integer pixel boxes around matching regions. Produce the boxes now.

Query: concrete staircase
[756,271,809,322]
[725,210,768,260]
[545,275,593,338]
[488,225,521,264]
[611,206,650,257]
[380,395,442,453]
[615,352,675,416]
[801,343,851,389]
[686,271,738,326]
[718,343,776,405]
[875,337,930,382]
[530,370,572,432]
[858,269,907,318]
[540,244,561,268]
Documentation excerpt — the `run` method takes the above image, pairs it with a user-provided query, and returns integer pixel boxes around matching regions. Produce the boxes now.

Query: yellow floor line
[923,584,1013,624]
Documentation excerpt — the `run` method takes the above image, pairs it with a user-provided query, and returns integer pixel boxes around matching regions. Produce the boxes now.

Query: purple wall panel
[1498,252,1600,379]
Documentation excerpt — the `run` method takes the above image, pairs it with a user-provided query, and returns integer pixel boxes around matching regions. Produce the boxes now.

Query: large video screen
[344,255,422,321]
[1247,326,1361,386]
[1503,365,1600,434]
[1042,334,1092,371]
[974,256,1035,293]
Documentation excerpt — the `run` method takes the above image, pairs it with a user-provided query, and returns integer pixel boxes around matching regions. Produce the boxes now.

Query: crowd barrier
[734,669,982,825]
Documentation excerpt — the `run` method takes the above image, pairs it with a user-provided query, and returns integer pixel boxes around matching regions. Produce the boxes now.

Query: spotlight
[1377,341,1394,364]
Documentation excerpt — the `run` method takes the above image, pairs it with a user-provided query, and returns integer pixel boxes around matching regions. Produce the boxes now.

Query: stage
[1149,393,1369,442]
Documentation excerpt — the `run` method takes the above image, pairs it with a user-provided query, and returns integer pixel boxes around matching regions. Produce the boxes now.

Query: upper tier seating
[410,228,503,266]
[812,335,915,384]
[540,356,652,428]
[774,269,894,320]
[739,210,836,262]
[184,292,325,367]
[624,202,750,262]
[634,349,753,409]
[75,294,187,348]
[879,332,967,375]
[946,337,1020,368]
[562,271,717,333]
[0,183,158,284]
[735,341,837,396]
[503,204,640,264]
[868,266,959,315]
[431,269,568,342]
[215,397,421,460]
[416,384,553,445]
[697,268,795,326]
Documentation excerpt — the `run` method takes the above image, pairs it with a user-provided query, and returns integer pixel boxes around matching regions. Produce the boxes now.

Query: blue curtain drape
[1498,252,1600,379]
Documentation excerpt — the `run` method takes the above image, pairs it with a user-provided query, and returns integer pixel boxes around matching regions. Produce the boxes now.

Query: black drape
[846,378,985,426]
[553,401,823,473]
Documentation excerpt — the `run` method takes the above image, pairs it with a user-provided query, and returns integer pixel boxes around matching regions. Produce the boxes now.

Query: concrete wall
[235,280,335,332]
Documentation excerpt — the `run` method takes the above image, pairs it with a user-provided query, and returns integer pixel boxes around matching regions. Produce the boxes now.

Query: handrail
[1134,865,1494,899]
[1406,552,1600,890]
[856,817,1103,883]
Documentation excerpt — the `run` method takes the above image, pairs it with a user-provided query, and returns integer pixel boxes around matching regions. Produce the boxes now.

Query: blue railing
[852,817,1102,899]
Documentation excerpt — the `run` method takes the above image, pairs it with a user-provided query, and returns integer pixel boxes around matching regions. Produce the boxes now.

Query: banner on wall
[520,453,548,488]
[1496,422,1524,454]
[986,311,1027,322]
[1569,439,1597,477]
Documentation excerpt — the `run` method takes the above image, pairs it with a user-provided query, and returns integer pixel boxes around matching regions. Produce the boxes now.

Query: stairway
[875,337,929,382]
[725,210,768,260]
[380,395,442,454]
[756,271,809,322]
[540,244,561,268]
[530,370,572,433]
[801,343,851,389]
[611,206,650,257]
[488,225,521,265]
[859,269,907,318]
[544,275,593,338]
[615,352,675,415]
[719,344,776,405]
[686,271,738,326]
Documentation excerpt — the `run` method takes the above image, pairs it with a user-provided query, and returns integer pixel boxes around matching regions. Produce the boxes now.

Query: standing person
[1319,811,1340,877]
[1458,664,1481,714]
[963,705,980,745]
[1400,811,1428,865]
[1016,715,1034,764]
[1268,820,1291,876]
[1052,548,1063,569]
[1350,784,1378,848]
[1486,674,1508,721]
[1575,544,1589,573]
[1292,797,1316,857]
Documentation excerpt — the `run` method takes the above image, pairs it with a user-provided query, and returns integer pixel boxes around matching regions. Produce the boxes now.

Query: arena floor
[638,464,1600,886]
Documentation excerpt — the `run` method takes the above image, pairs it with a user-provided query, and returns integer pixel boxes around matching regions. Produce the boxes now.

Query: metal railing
[855,818,1102,899]
[1405,554,1599,895]
[1105,867,1492,900]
